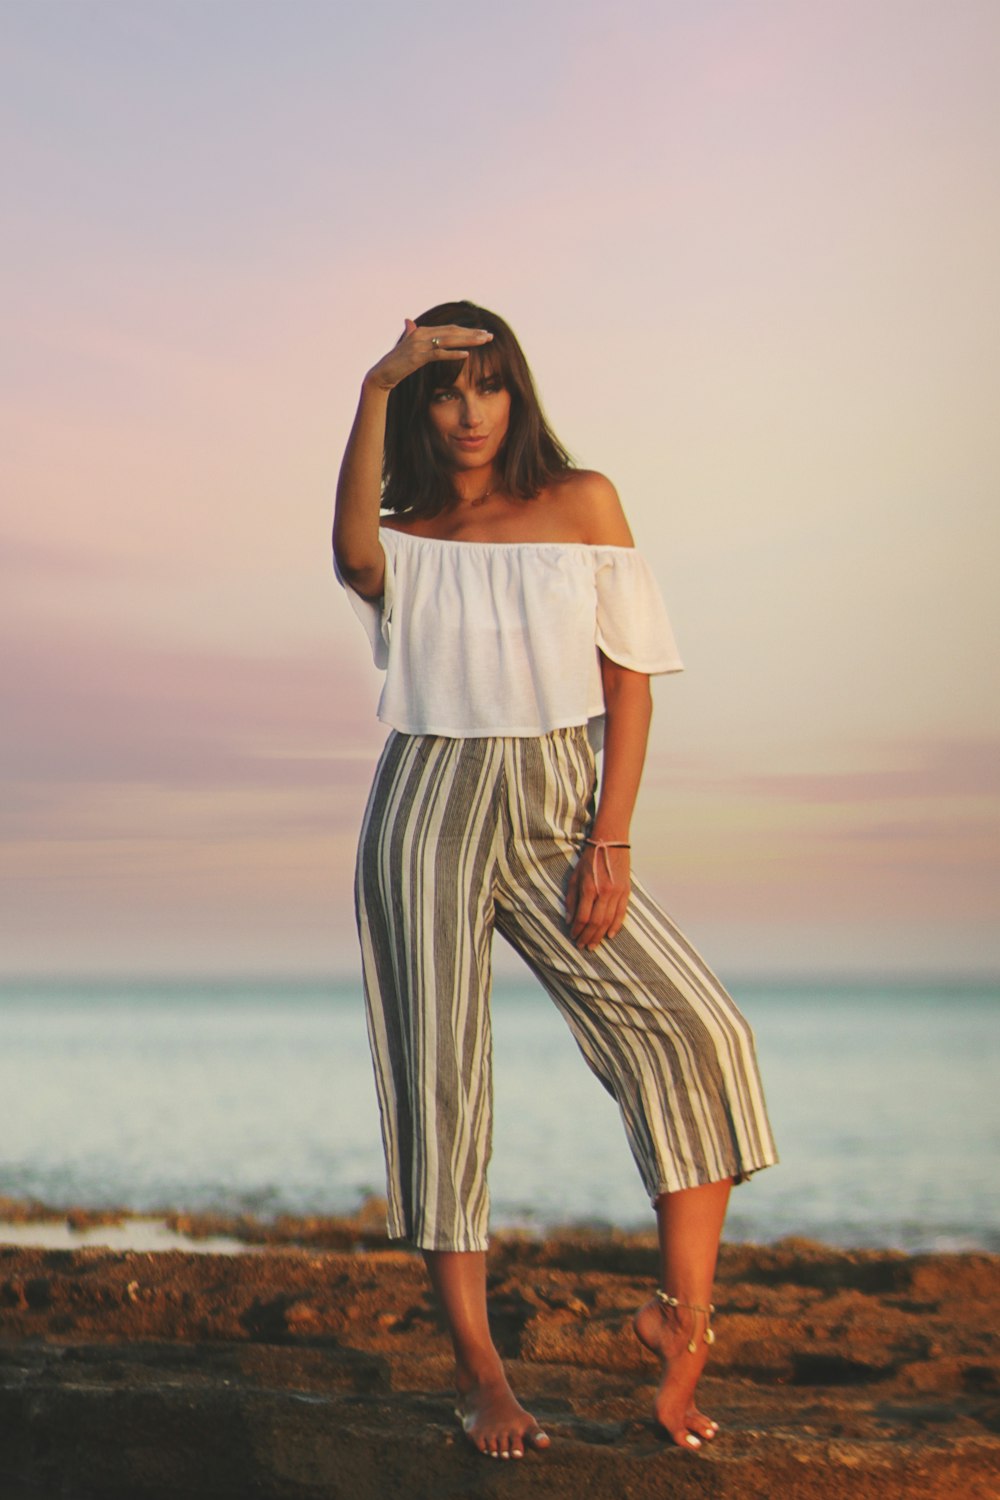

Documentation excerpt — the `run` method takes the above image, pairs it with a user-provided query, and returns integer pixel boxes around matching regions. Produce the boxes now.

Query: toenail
[685,1435,701,1448]
[501,1452,510,1460]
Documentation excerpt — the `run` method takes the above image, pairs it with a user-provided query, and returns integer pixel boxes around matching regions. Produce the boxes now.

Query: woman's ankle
[454,1347,507,1395]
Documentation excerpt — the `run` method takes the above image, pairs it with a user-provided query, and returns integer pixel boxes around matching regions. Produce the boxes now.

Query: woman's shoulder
[379,513,425,537]
[548,470,635,547]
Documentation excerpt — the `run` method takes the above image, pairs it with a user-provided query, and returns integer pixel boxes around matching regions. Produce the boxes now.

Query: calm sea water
[0,977,996,1253]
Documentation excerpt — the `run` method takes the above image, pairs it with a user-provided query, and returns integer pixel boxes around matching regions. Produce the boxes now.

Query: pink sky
[2,0,998,976]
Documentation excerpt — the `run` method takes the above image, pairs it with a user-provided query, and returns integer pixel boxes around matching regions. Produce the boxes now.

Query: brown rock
[0,1215,997,1499]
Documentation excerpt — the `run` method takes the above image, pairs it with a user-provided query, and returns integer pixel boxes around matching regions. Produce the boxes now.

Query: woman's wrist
[589,820,632,843]
[361,370,394,398]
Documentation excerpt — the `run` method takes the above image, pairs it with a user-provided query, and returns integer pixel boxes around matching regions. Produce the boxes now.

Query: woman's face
[426,360,511,472]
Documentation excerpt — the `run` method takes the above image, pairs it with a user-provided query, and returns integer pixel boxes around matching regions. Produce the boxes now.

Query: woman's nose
[460,396,482,426]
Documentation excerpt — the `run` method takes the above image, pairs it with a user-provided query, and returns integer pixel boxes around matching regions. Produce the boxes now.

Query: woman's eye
[431,389,457,402]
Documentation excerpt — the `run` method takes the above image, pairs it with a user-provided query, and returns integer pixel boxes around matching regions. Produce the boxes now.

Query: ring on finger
[430,336,440,348]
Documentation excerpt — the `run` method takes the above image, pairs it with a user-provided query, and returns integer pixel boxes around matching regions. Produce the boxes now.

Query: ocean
[0,976,996,1253]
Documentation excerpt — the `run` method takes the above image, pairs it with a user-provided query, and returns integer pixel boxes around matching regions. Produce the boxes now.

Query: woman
[333,301,778,1461]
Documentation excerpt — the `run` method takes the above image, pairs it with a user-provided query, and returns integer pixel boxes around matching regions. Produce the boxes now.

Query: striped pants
[355,726,778,1252]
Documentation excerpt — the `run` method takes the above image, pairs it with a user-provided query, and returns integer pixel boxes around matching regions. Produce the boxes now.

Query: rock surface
[0,1205,997,1499]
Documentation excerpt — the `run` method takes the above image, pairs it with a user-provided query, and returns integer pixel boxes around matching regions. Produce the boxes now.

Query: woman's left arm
[566,654,652,950]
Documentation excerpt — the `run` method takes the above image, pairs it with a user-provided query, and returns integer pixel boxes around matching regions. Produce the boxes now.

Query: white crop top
[335,527,683,746]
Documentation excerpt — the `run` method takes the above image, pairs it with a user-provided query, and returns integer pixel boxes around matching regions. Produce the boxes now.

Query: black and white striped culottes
[355,726,778,1251]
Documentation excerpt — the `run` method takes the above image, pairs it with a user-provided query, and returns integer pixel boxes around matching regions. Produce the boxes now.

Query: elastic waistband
[389,723,590,747]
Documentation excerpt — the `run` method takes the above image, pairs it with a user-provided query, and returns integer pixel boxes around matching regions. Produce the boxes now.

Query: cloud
[1,610,383,843]
[833,818,999,846]
[650,739,1000,804]
[730,741,1000,803]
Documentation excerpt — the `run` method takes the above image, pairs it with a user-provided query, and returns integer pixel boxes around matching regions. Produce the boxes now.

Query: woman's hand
[566,842,631,951]
[365,319,493,392]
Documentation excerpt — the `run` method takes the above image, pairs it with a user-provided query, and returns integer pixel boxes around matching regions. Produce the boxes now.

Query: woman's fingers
[422,322,493,343]
[371,323,493,389]
[568,848,630,949]
[418,323,493,361]
[403,321,493,355]
[607,888,630,941]
[570,883,620,949]
[581,913,618,949]
[569,889,597,943]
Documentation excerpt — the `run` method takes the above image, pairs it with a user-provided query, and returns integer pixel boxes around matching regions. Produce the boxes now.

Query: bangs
[414,300,518,399]
[465,342,506,384]
[424,340,507,394]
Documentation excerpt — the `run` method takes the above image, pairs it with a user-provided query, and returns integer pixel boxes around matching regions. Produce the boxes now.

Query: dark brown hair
[381,300,574,516]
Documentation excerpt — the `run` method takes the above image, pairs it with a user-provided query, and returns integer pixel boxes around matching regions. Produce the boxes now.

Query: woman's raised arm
[332,319,493,599]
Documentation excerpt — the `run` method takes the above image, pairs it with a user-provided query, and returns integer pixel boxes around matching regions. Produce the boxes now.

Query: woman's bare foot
[633,1297,719,1450]
[454,1360,550,1459]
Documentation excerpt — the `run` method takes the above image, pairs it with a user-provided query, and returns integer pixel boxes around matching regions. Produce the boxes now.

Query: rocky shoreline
[1,1198,997,1498]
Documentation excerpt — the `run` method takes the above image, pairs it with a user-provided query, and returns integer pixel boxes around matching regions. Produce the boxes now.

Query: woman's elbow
[601,657,652,708]
[333,540,385,600]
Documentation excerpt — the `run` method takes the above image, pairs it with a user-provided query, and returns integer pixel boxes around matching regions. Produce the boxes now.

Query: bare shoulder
[379,513,425,536]
[553,470,635,546]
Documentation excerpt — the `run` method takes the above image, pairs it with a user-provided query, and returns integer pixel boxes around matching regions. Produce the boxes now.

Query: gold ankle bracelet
[655,1291,716,1352]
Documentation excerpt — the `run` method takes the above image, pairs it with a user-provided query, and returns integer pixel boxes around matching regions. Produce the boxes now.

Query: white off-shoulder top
[336,527,683,747]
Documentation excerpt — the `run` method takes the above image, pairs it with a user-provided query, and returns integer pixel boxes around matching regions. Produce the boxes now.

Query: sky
[2,0,998,979]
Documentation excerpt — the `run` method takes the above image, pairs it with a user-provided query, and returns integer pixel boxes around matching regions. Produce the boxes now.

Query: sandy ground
[0,1197,997,1499]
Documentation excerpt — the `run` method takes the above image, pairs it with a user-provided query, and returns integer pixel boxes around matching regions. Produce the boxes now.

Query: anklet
[655,1290,716,1352]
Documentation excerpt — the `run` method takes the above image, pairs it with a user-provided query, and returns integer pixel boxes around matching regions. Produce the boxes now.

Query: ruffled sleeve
[333,538,394,670]
[594,548,684,674]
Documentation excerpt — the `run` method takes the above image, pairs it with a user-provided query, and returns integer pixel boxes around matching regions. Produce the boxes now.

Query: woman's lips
[453,435,488,448]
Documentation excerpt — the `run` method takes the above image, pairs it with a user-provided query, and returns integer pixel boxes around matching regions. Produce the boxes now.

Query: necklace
[451,481,499,509]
